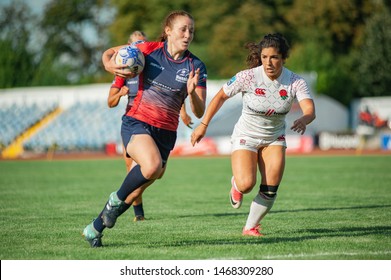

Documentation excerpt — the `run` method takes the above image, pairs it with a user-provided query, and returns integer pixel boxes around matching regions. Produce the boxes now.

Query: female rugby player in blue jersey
[108,31,194,223]
[107,30,149,223]
[191,33,315,237]
[83,10,207,247]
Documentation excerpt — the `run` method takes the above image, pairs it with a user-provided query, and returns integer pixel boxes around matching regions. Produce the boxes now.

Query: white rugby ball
[115,46,145,75]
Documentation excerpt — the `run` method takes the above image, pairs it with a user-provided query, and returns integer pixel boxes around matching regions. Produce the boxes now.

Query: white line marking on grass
[263,251,391,259]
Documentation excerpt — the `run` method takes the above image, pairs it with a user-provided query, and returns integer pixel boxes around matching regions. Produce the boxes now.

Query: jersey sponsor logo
[279,89,288,100]
[265,109,275,116]
[239,139,246,145]
[227,76,236,86]
[149,79,174,91]
[176,68,189,83]
[150,62,165,70]
[126,80,138,85]
[255,88,266,96]
[246,105,286,116]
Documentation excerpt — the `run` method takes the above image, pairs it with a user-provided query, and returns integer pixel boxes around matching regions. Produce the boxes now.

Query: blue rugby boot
[83,222,103,248]
[101,192,127,228]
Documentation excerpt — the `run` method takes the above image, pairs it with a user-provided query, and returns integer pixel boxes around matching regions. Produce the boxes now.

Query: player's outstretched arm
[191,88,229,146]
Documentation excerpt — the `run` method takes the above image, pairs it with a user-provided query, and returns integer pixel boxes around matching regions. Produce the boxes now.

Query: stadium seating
[23,101,124,152]
[0,102,57,148]
[1,79,336,157]
[0,95,313,156]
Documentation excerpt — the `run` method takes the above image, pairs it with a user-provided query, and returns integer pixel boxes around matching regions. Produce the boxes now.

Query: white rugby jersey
[223,65,312,141]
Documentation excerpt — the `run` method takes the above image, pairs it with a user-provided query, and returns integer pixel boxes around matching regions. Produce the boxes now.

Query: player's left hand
[291,119,307,135]
[181,114,193,129]
[186,121,194,129]
[187,68,200,95]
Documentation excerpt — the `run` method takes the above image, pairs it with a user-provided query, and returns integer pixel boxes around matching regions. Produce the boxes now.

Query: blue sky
[0,0,50,14]
[0,0,114,46]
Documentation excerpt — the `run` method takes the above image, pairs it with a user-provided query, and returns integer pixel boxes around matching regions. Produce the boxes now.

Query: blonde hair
[128,30,147,44]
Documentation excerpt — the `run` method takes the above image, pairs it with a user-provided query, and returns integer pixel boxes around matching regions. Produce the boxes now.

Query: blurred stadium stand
[0,102,57,147]
[2,78,388,159]
[23,101,123,152]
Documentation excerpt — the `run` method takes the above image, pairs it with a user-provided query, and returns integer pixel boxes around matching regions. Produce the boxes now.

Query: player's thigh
[126,134,163,178]
[231,149,258,192]
[258,145,286,185]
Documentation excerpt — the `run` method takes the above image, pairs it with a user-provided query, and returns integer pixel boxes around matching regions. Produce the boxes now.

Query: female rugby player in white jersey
[191,33,315,236]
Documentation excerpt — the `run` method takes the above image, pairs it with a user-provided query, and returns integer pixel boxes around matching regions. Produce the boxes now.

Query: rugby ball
[115,46,145,75]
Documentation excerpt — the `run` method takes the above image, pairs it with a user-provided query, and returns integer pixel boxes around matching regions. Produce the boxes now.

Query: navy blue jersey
[127,41,207,131]
[111,76,138,114]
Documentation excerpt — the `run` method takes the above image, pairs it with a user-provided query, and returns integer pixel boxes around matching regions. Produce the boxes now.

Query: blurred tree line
[0,0,390,106]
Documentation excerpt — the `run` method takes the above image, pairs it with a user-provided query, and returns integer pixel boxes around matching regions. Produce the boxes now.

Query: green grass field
[0,154,390,260]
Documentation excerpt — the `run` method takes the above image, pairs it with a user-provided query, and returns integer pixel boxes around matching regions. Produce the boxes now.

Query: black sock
[93,212,106,233]
[117,165,150,201]
[93,202,131,232]
[133,203,144,217]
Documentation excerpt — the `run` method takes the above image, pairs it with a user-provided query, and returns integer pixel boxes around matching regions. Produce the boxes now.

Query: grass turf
[0,155,390,260]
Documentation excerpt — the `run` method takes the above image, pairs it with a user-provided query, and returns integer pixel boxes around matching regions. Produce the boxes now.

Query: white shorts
[231,132,286,153]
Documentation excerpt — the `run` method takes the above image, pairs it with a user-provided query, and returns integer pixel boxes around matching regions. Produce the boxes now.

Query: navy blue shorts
[121,115,177,164]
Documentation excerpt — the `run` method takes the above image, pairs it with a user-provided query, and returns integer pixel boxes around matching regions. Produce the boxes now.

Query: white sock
[244,193,276,230]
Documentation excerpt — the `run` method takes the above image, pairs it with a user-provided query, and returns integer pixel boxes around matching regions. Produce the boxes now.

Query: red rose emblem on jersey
[279,89,288,100]
[255,88,266,96]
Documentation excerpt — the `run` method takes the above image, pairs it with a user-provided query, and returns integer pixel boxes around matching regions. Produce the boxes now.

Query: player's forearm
[299,99,316,125]
[188,88,206,119]
[107,92,122,108]
[201,89,228,125]
[300,113,315,125]
[102,49,116,73]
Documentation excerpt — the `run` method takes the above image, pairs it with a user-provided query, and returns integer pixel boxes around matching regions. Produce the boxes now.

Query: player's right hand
[191,124,207,146]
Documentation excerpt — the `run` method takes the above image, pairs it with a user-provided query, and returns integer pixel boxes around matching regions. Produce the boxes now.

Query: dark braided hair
[245,33,290,69]
[157,10,194,42]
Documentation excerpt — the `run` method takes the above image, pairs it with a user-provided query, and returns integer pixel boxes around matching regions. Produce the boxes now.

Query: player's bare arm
[187,68,206,118]
[180,104,193,128]
[290,98,316,135]
[107,86,129,108]
[191,89,229,146]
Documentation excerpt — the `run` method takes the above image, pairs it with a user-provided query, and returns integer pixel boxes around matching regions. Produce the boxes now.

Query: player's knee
[141,161,163,180]
[259,184,279,199]
[235,177,256,193]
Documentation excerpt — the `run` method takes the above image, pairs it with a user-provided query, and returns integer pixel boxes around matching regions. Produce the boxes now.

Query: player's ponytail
[245,42,262,69]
